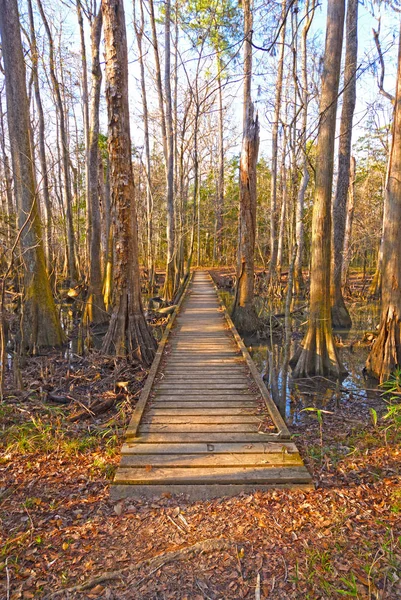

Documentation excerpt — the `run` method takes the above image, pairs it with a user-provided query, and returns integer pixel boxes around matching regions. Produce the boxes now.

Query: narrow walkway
[112,271,311,500]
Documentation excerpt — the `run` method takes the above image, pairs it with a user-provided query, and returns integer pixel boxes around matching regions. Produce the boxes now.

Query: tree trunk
[27,0,52,269]
[163,0,176,301]
[294,0,315,295]
[268,0,287,284]
[84,6,106,324]
[76,0,90,266]
[232,0,260,333]
[342,155,356,286]
[0,90,15,247]
[216,60,224,262]
[101,0,156,365]
[291,0,346,378]
[331,0,358,329]
[0,0,63,348]
[36,0,77,283]
[134,0,154,293]
[366,25,401,382]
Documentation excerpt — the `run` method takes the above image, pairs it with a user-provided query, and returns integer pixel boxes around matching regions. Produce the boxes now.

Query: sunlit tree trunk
[294,0,315,295]
[232,0,260,333]
[268,0,287,284]
[366,25,401,382]
[0,91,15,247]
[163,0,176,300]
[101,0,156,364]
[216,58,225,262]
[36,0,77,283]
[0,0,63,348]
[84,6,106,324]
[342,156,356,286]
[291,0,346,378]
[134,0,154,292]
[27,0,52,270]
[331,0,358,329]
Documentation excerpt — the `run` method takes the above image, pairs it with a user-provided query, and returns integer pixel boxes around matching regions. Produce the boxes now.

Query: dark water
[220,291,382,423]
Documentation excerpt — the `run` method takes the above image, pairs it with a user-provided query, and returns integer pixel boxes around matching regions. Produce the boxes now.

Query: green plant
[380,368,401,440]
[302,407,333,449]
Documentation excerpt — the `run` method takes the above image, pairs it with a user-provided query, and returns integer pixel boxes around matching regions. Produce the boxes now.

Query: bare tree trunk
[294,0,315,295]
[331,0,358,329]
[366,25,401,382]
[27,0,52,269]
[163,0,176,300]
[36,0,77,283]
[291,0,346,378]
[342,155,356,286]
[268,0,287,284]
[101,0,156,364]
[0,0,63,348]
[76,0,90,266]
[84,6,106,324]
[216,60,224,261]
[134,0,154,293]
[0,90,15,246]
[232,0,260,333]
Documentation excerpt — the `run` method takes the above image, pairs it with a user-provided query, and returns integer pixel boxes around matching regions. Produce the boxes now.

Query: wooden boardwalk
[111,271,312,500]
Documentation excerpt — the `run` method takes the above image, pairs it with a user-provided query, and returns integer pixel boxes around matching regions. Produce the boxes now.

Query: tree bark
[294,0,315,295]
[291,0,346,378]
[84,6,106,324]
[134,0,154,293]
[163,0,176,301]
[232,0,260,333]
[0,0,63,348]
[101,0,156,365]
[268,0,287,284]
[216,59,225,261]
[342,155,356,286]
[36,0,77,283]
[330,0,358,329]
[27,0,53,270]
[366,25,401,382]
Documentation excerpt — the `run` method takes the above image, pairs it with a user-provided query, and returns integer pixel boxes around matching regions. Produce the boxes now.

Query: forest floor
[1,274,401,600]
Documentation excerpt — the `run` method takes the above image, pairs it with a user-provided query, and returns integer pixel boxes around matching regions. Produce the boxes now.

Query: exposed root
[366,305,401,382]
[290,323,347,378]
[46,538,239,598]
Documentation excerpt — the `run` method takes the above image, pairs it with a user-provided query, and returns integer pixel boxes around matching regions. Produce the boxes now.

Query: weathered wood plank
[126,433,285,443]
[146,408,259,416]
[121,441,299,454]
[138,423,269,433]
[114,466,312,485]
[149,402,259,409]
[141,415,263,424]
[120,453,303,468]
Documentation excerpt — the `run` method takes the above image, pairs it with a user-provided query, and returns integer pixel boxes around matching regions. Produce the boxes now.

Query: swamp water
[219,291,383,424]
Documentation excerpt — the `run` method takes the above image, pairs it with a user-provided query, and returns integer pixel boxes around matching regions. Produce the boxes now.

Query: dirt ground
[1,346,400,600]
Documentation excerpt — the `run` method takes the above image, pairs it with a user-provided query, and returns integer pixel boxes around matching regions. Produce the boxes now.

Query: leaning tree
[0,0,64,349]
[366,23,401,382]
[291,0,347,378]
[101,0,156,364]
